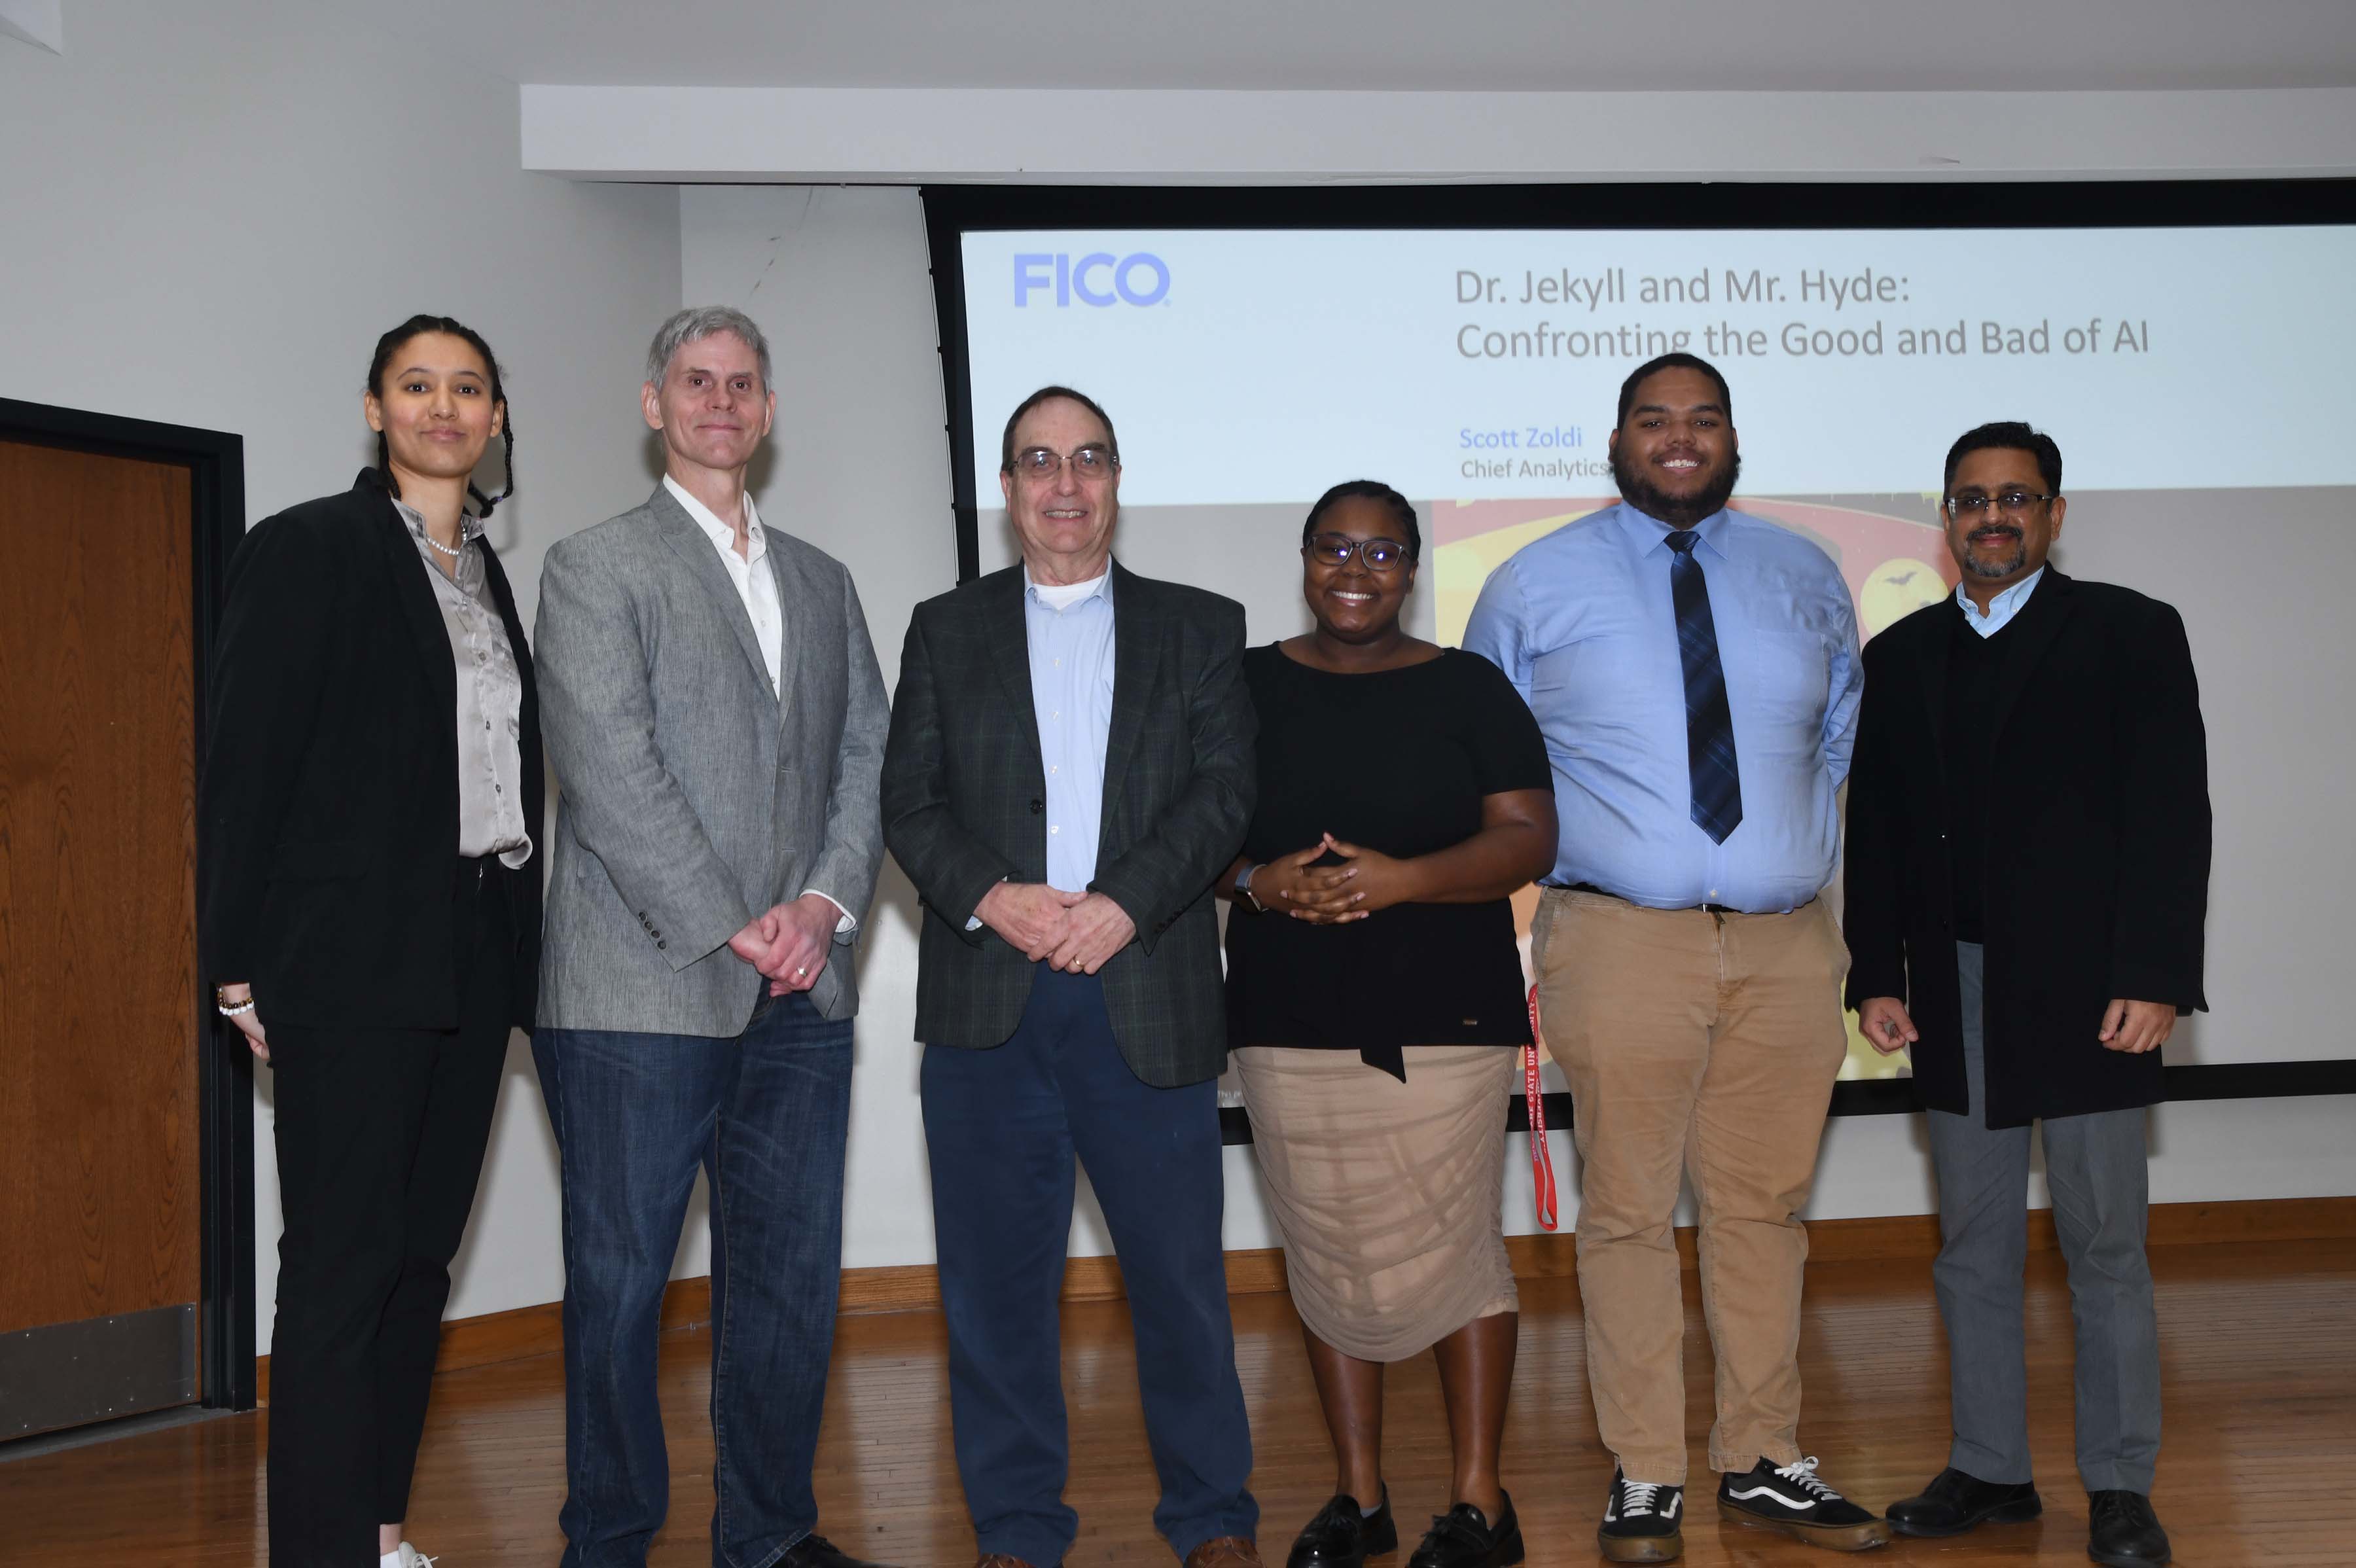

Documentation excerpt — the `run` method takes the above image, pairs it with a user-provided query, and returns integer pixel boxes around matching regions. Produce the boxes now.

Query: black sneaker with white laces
[1716,1457,1893,1551]
[1596,1470,1684,1563]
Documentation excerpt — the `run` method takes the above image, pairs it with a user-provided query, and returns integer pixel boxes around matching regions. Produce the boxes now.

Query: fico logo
[1014,251,1171,308]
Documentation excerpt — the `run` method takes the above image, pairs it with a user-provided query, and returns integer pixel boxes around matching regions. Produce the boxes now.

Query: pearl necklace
[421,530,465,558]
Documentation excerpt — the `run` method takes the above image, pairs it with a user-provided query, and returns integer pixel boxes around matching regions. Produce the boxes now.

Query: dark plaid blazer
[882,561,1255,1087]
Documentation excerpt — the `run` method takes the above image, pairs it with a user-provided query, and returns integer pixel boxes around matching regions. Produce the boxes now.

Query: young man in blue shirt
[1466,354,1885,1562]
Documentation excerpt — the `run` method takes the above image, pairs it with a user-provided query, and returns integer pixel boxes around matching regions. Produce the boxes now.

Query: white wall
[0,0,682,1349]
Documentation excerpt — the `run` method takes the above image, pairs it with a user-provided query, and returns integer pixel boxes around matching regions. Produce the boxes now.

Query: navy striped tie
[1666,530,1743,844]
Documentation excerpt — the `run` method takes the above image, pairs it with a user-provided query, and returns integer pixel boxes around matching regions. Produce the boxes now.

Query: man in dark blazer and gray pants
[883,387,1261,1568]
[533,308,891,1568]
[1844,421,2209,1568]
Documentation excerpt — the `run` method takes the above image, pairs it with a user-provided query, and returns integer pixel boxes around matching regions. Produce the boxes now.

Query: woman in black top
[1223,481,1556,1568]
[200,315,540,1568]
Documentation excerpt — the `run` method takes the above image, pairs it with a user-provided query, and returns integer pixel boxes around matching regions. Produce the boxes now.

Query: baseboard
[255,1276,712,1404]
[251,1192,2354,1403]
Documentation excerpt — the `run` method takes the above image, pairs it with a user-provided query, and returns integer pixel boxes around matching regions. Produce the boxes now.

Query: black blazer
[199,471,543,1031]
[1842,568,2209,1127]
[882,562,1255,1087]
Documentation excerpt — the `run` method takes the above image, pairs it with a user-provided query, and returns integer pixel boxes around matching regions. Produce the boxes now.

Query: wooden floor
[5,1238,2351,1566]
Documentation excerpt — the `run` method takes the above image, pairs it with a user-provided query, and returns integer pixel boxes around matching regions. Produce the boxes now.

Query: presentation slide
[954,223,2356,1075]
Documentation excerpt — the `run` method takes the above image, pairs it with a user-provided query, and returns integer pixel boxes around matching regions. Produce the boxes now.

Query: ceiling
[336,0,2356,93]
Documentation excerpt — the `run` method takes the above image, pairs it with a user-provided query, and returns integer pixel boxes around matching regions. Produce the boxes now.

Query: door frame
[0,397,254,1412]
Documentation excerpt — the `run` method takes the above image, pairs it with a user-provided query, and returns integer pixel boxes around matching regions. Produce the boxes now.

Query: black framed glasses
[1013,444,1117,480]
[1304,533,1412,572]
[1944,489,2057,521]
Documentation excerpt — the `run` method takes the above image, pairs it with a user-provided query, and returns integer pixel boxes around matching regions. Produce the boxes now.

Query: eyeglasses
[1012,444,1117,480]
[1304,533,1413,573]
[1944,489,2056,521]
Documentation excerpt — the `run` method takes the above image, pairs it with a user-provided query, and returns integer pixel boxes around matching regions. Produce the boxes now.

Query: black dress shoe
[1287,1488,1399,1568]
[2088,1490,2171,1567]
[1404,1493,1523,1568]
[779,1533,891,1568]
[1886,1467,2043,1537]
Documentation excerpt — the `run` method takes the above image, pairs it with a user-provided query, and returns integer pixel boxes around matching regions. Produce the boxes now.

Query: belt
[1542,880,1741,916]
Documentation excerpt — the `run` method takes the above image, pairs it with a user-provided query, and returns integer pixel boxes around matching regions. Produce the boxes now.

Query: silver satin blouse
[394,498,533,868]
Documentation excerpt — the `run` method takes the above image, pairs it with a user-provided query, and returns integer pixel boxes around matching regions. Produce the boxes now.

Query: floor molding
[251,1192,2353,1403]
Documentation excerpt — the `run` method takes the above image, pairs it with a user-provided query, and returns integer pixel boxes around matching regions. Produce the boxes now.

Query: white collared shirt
[664,474,783,693]
[1955,566,2046,639]
[661,475,855,936]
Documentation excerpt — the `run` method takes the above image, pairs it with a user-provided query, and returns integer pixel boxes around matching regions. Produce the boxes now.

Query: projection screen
[923,181,2356,1106]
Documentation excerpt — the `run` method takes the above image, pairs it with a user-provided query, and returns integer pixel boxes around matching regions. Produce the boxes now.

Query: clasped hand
[976,882,1135,974]
[1255,833,1416,923]
[728,893,841,996]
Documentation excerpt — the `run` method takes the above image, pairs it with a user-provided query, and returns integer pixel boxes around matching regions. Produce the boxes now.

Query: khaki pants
[1531,887,1850,1484]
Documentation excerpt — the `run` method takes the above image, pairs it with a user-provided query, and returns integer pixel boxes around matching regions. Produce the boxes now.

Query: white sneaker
[380,1544,438,1568]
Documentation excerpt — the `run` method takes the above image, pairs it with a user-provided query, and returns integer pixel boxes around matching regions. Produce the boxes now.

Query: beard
[1612,444,1741,528]
[1954,524,2027,580]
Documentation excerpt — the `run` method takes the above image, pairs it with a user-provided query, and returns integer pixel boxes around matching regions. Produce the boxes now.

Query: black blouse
[1224,645,1552,1079]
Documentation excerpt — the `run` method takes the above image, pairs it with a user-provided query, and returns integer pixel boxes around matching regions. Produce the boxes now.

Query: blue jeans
[921,967,1257,1567]
[533,993,855,1568]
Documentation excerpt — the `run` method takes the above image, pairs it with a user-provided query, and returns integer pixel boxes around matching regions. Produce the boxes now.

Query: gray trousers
[1925,943,2161,1493]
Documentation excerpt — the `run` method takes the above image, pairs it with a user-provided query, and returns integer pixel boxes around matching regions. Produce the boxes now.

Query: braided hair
[365,313,516,518]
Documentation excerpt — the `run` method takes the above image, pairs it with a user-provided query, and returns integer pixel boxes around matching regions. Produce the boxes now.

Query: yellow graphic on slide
[1434,495,1958,1081]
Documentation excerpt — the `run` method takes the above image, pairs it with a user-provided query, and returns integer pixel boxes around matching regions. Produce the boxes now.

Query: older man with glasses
[883,385,1261,1568]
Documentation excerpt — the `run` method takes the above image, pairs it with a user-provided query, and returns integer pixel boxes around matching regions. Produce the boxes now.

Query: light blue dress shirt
[1955,565,2045,639]
[1463,502,1863,913]
[1027,566,1118,893]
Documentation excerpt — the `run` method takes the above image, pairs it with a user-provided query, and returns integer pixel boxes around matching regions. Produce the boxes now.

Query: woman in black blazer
[199,314,542,1568]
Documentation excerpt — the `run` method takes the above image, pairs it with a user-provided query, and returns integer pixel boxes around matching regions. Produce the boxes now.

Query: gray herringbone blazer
[535,485,889,1036]
[882,561,1255,1087]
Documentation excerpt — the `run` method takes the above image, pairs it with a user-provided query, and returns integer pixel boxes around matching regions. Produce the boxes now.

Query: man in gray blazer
[883,387,1260,1568]
[533,306,891,1568]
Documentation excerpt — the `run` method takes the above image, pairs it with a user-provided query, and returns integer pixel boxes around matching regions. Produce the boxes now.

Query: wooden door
[0,437,203,1439]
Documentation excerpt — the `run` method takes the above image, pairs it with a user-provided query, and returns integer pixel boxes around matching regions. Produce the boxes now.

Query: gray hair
[645,305,773,391]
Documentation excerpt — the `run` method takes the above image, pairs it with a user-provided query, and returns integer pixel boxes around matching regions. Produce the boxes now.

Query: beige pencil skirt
[1233,1043,1519,1363]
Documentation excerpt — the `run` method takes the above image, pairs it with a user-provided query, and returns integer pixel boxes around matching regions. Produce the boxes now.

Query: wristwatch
[1235,862,1270,915]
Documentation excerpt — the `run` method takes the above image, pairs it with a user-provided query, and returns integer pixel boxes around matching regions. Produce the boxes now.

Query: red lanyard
[1525,984,1559,1231]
